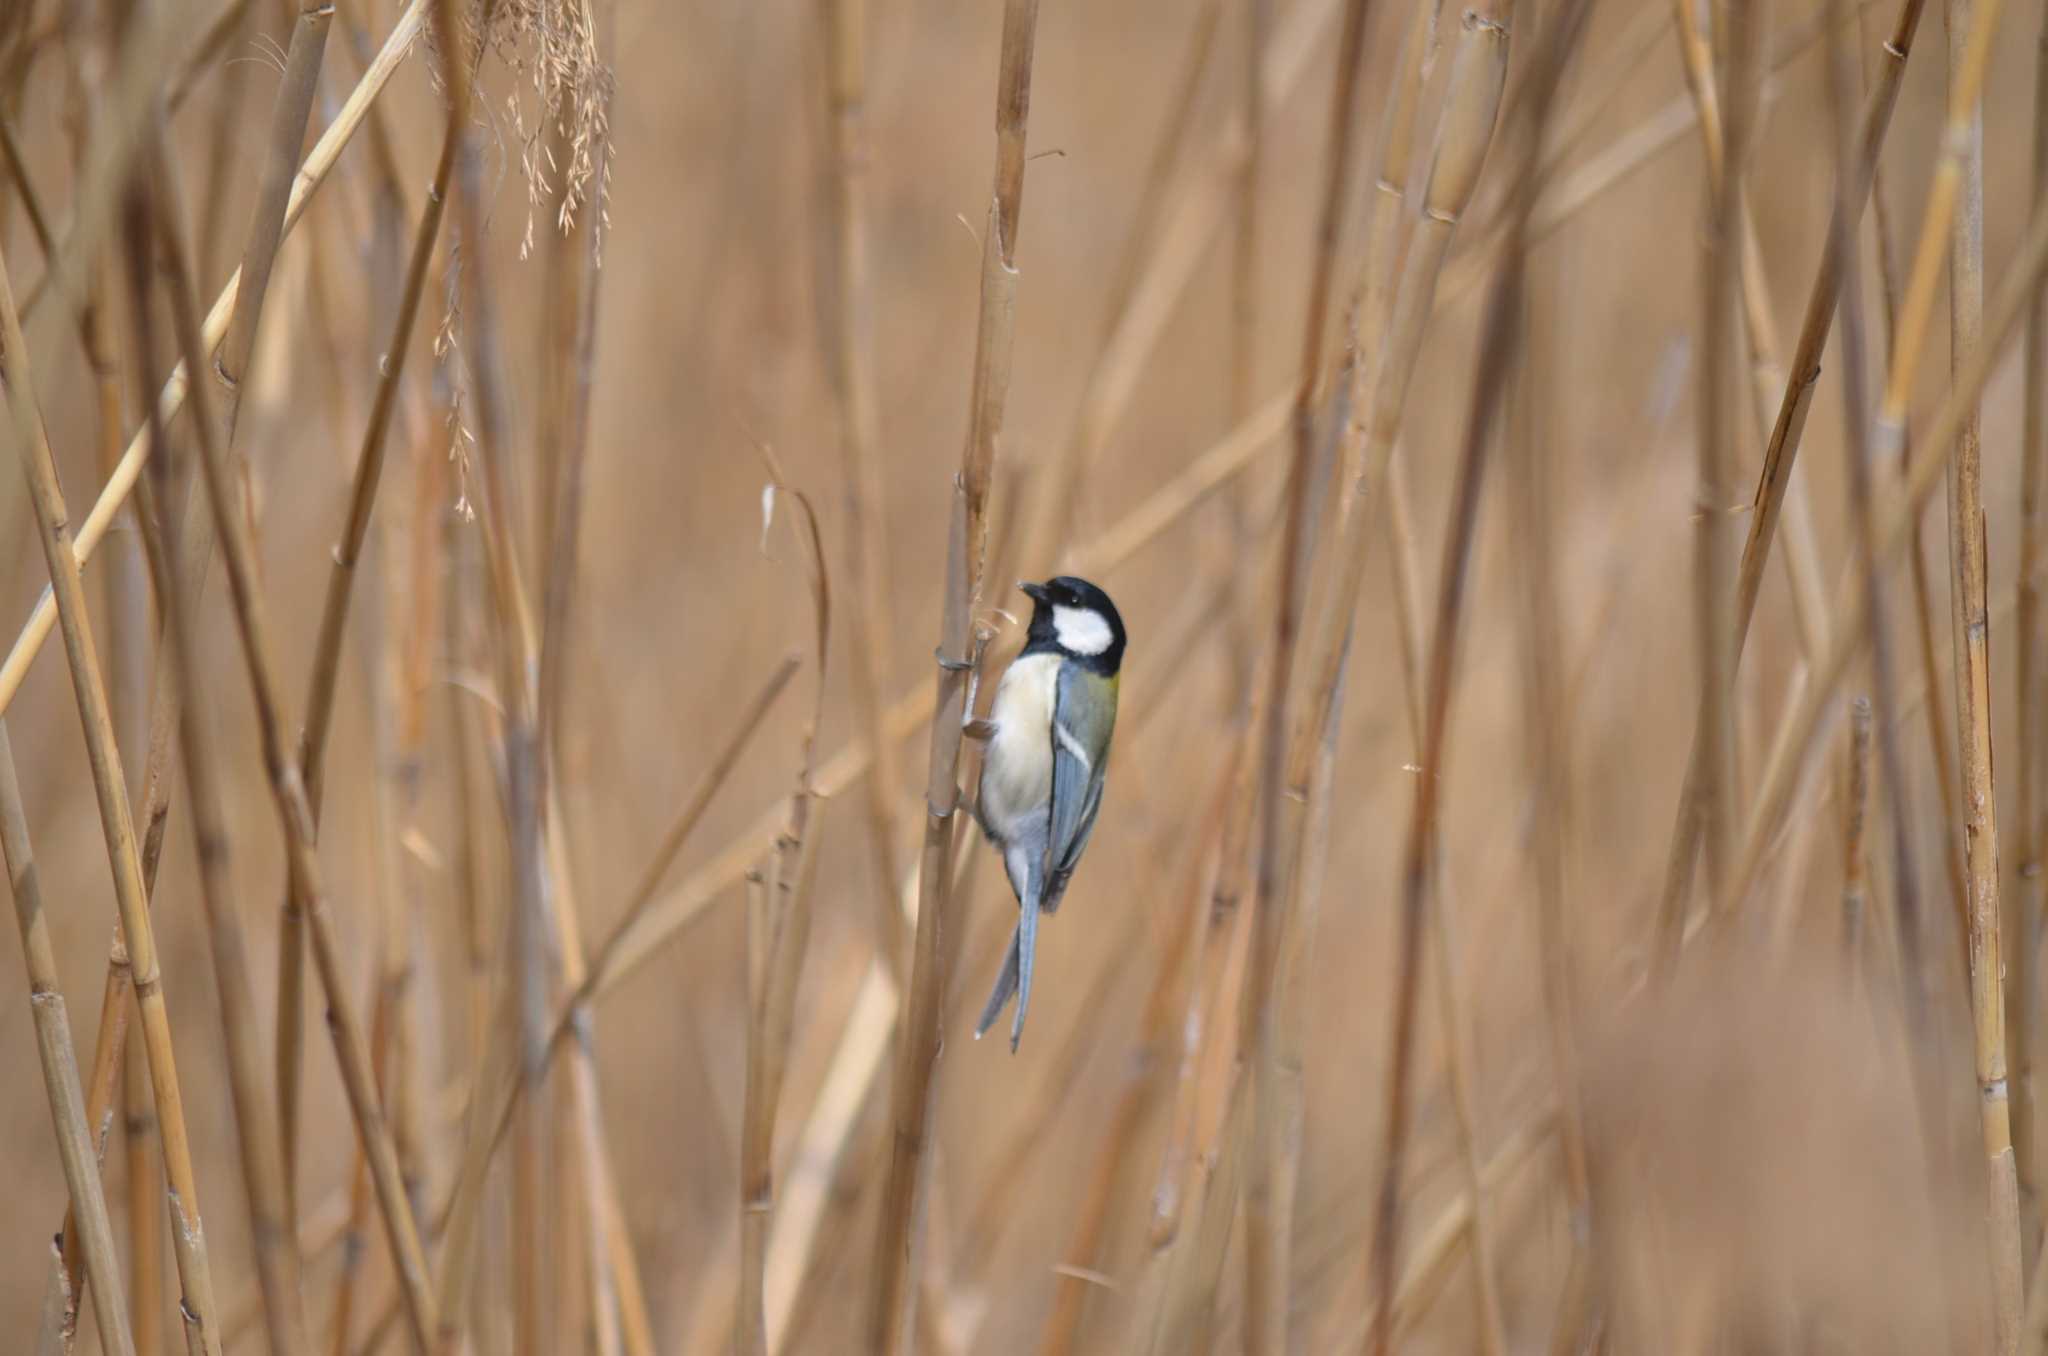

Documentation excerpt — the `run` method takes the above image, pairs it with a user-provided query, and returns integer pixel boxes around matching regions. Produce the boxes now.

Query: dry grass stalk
[0,0,428,722]
[1365,5,1578,1351]
[116,167,313,1356]
[737,480,830,1356]
[1238,0,1372,1343]
[0,237,226,1356]
[866,2,1040,1347]
[1940,0,2022,1335]
[818,0,912,985]
[2014,0,2048,1245]
[1649,0,1931,974]
[138,144,442,1356]
[0,719,137,1356]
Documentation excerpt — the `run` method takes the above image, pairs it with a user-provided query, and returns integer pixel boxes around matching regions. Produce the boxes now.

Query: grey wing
[1044,667,1114,908]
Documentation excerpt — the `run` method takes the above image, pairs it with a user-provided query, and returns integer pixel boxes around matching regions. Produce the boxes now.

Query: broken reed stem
[1650,0,1931,976]
[738,483,830,1356]
[818,0,912,987]
[0,719,137,1356]
[1941,0,2023,1337]
[867,2,1040,1349]
[142,134,441,1355]
[119,167,312,1356]
[2014,0,2048,1241]
[0,234,225,1356]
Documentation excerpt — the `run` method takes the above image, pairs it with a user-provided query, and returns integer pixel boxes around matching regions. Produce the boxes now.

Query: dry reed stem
[1942,0,2023,1337]
[118,171,312,1356]
[292,122,458,1356]
[1669,0,1834,664]
[867,2,1039,1346]
[1238,0,1372,1343]
[141,161,441,1356]
[2016,0,2048,1250]
[1689,0,1761,921]
[0,720,137,1356]
[737,480,830,1356]
[1507,283,1595,1356]
[1033,751,1233,1356]
[1844,696,1875,958]
[1366,6,1579,1352]
[0,240,225,1356]
[1732,1,2048,962]
[126,1021,165,1356]
[432,1,556,1346]
[818,0,912,987]
[1226,0,1268,696]
[0,0,427,722]
[1649,0,1930,975]
[1319,5,1510,1347]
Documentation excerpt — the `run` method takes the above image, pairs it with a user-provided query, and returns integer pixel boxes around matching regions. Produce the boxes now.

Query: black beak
[1018,580,1051,604]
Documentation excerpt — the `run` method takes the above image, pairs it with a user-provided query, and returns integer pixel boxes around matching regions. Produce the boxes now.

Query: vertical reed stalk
[1508,285,1595,1356]
[1691,0,1762,917]
[117,174,311,1356]
[142,128,441,1356]
[867,2,1040,1348]
[1240,0,1372,1345]
[737,482,830,1356]
[0,234,225,1356]
[0,719,137,1356]
[2015,0,2048,1249]
[1942,0,2022,1337]
[1365,4,1582,1349]
[1649,0,1930,974]
[818,0,912,984]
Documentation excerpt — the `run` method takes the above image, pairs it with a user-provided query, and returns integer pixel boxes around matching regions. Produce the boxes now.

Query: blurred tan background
[5,0,2048,1350]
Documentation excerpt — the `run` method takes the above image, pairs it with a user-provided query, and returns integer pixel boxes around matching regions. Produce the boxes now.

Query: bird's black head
[1019,575,1126,673]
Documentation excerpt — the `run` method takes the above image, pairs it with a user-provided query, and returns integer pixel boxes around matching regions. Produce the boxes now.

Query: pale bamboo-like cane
[0,236,224,1356]
[0,719,137,1356]
[142,123,442,1356]
[2013,0,2048,1246]
[1939,0,2024,1338]
[867,3,1040,1348]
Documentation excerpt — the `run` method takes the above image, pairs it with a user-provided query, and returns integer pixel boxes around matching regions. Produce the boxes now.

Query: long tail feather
[975,924,1021,1040]
[1012,898,1040,1052]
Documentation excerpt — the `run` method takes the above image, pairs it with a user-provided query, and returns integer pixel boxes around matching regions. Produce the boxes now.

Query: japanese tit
[973,575,1126,1051]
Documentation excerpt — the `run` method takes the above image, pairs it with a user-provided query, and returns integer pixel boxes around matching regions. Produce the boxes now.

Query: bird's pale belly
[979,652,1058,838]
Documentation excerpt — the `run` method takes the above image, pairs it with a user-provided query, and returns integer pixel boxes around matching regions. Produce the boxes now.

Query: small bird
[972,575,1126,1051]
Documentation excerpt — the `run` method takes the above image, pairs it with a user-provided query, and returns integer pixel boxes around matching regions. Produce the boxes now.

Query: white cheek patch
[1053,605,1113,656]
